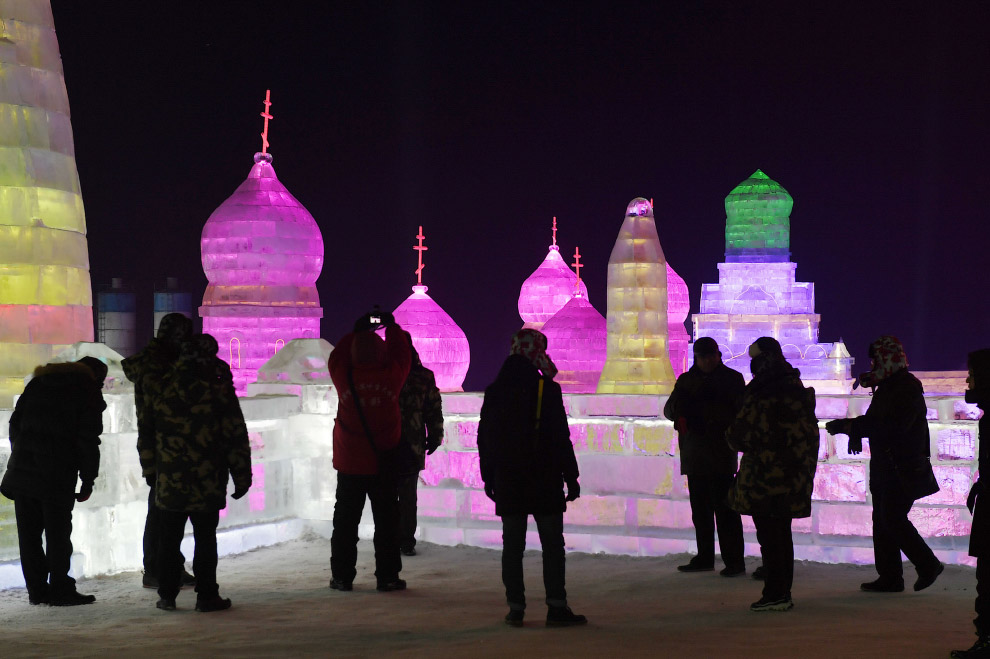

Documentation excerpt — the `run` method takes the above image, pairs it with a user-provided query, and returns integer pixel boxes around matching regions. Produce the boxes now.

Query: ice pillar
[596,198,675,394]
[0,4,94,405]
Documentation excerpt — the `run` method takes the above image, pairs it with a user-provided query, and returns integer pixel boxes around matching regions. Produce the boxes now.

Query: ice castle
[518,217,588,331]
[690,170,853,389]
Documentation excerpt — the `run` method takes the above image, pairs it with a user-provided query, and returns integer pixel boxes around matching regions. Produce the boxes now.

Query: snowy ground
[0,537,976,658]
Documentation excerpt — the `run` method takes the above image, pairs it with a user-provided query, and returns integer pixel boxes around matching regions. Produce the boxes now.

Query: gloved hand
[565,480,580,502]
[145,474,155,488]
[968,480,983,514]
[425,440,440,455]
[379,311,396,327]
[76,482,93,503]
[232,486,249,500]
[484,483,496,502]
[848,437,863,455]
[825,419,850,436]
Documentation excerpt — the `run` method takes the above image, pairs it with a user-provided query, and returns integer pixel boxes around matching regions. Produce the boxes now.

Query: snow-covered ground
[0,537,976,657]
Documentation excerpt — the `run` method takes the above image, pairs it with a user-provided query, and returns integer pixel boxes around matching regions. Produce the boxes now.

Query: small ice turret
[596,198,675,394]
[518,217,589,330]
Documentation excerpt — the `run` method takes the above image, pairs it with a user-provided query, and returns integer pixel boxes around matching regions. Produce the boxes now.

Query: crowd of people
[2,314,989,653]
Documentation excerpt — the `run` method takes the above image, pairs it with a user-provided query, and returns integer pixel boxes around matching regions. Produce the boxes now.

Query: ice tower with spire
[199,91,324,393]
[690,170,853,388]
[389,225,469,392]
[518,217,588,330]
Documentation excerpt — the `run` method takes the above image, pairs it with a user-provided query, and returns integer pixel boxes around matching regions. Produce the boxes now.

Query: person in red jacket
[328,310,411,592]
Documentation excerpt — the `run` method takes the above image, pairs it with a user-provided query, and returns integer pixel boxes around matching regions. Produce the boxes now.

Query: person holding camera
[143,333,252,612]
[826,335,942,594]
[328,310,411,592]
[478,329,585,627]
[1,357,107,606]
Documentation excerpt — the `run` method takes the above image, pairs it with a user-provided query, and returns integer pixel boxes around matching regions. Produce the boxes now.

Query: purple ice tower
[199,146,324,394]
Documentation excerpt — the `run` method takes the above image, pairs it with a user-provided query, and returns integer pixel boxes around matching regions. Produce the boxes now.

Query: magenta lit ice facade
[541,293,607,393]
[200,153,324,393]
[690,171,853,385]
[666,263,690,377]
[518,245,589,330]
[393,284,469,392]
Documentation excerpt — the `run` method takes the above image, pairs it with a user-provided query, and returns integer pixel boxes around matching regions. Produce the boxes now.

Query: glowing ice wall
[200,153,324,393]
[542,293,606,393]
[0,3,94,405]
[666,263,690,377]
[596,198,675,394]
[392,284,470,392]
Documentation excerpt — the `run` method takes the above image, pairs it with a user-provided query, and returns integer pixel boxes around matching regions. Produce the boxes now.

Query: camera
[370,315,381,325]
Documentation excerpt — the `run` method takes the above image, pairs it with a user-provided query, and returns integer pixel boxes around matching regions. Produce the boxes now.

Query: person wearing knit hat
[477,329,585,627]
[726,337,819,612]
[826,336,942,594]
[664,338,746,576]
[950,349,990,659]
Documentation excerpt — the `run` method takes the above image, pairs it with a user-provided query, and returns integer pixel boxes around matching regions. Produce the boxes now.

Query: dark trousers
[144,486,185,576]
[977,557,990,637]
[330,473,402,585]
[871,480,938,580]
[397,472,420,550]
[157,508,219,601]
[501,513,566,610]
[14,495,75,599]
[753,515,793,600]
[687,473,745,568]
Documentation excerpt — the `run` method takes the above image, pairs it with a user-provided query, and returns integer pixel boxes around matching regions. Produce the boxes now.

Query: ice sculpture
[690,170,853,388]
[0,4,94,406]
[542,247,607,393]
[518,217,589,330]
[390,226,469,392]
[199,91,324,394]
[596,198,675,394]
[96,278,136,358]
[666,263,690,377]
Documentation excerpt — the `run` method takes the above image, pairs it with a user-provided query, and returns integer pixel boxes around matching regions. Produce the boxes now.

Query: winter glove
[968,480,983,515]
[847,437,863,455]
[484,483,496,502]
[145,474,155,488]
[232,486,249,500]
[76,482,93,503]
[565,480,580,502]
[824,419,851,436]
[425,440,440,455]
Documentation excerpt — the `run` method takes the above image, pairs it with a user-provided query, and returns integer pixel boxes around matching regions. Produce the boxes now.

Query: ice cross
[414,225,428,285]
[260,89,273,154]
[552,216,558,247]
[572,246,583,289]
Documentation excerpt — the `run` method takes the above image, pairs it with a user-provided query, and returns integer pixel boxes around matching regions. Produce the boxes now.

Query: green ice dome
[724,169,792,263]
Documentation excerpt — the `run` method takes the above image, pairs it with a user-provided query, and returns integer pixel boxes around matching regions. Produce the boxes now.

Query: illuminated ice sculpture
[666,262,690,377]
[199,91,324,393]
[390,226,469,392]
[0,6,94,405]
[596,198,675,394]
[690,170,853,387]
[541,247,606,393]
[518,217,589,330]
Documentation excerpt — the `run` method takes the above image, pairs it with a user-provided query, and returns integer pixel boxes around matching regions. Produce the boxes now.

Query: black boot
[546,605,587,627]
[950,636,990,658]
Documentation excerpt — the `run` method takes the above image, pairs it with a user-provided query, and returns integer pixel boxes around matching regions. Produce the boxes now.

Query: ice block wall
[597,198,675,394]
[0,3,94,406]
[666,263,690,377]
[200,153,324,393]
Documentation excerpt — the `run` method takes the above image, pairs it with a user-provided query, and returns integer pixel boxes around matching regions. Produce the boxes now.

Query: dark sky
[49,1,989,391]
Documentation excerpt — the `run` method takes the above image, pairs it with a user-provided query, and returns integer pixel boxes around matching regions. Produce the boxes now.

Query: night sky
[48,1,989,391]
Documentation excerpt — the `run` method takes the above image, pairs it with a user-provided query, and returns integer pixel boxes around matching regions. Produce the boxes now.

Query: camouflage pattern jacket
[138,347,252,512]
[122,338,177,453]
[726,361,819,518]
[397,361,444,474]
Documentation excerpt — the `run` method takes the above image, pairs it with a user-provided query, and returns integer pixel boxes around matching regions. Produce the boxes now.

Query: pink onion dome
[393,284,470,392]
[541,293,607,393]
[518,245,590,331]
[200,152,324,393]
[666,261,690,376]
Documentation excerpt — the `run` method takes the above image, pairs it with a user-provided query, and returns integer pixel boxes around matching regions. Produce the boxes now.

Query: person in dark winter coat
[664,337,746,576]
[477,329,586,628]
[395,333,444,556]
[950,349,990,659]
[726,337,819,612]
[826,336,942,594]
[142,333,252,612]
[327,311,411,592]
[121,312,196,589]
[0,357,107,606]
